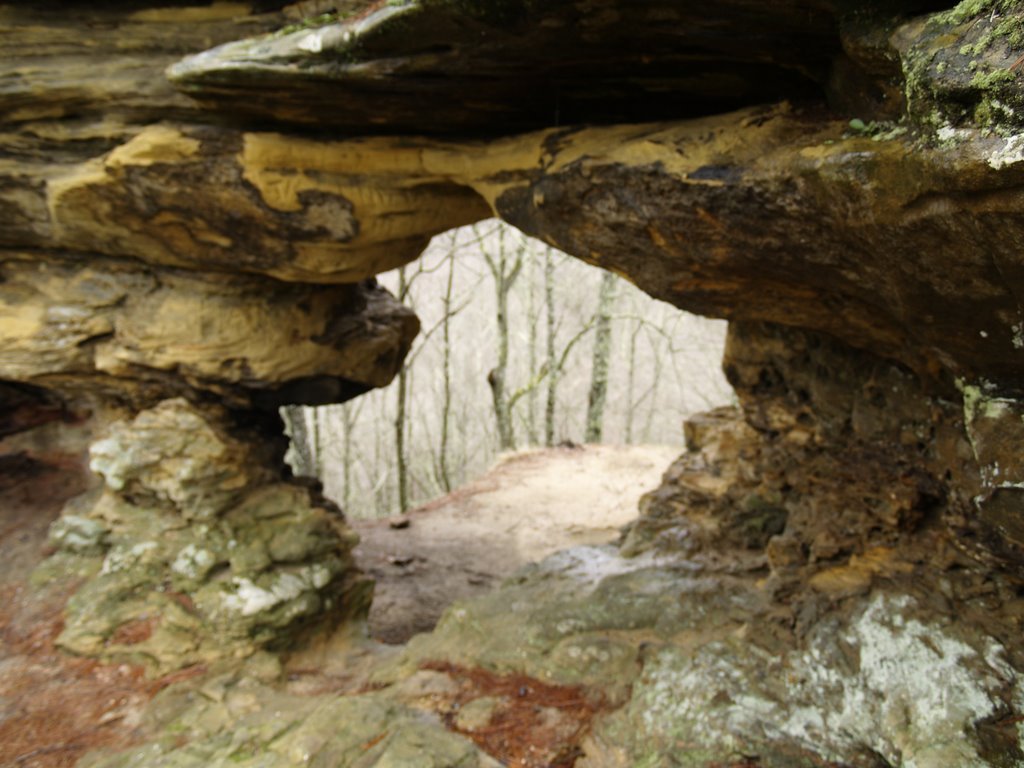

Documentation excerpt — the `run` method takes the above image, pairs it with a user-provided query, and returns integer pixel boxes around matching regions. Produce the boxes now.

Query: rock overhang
[3,0,1024,540]
[165,0,858,136]
[153,0,1024,396]
[4,4,1024,763]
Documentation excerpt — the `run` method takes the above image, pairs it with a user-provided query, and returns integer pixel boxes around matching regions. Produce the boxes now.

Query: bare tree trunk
[624,319,641,444]
[395,265,410,512]
[458,385,470,488]
[642,328,664,443]
[341,401,360,512]
[283,405,314,476]
[310,406,322,476]
[483,225,523,452]
[372,396,387,517]
[585,270,617,443]
[544,247,557,447]
[438,244,456,492]
[526,248,539,445]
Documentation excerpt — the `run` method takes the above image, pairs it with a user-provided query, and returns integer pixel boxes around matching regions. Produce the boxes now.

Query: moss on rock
[46,400,371,673]
[897,0,1024,134]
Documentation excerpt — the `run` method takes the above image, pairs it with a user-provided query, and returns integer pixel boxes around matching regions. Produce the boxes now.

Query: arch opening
[287,220,734,516]
[282,220,735,642]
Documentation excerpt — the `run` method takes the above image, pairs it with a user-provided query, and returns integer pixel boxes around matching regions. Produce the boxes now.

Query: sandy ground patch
[352,443,680,643]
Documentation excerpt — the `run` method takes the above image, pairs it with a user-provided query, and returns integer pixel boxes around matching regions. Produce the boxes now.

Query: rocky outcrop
[79,660,504,768]
[166,0,843,133]
[0,252,417,410]
[43,398,372,671]
[160,0,1024,392]
[3,0,1024,764]
[387,321,1024,766]
[1,2,421,671]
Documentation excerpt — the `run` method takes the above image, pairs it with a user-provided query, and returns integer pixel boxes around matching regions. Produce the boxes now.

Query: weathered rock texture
[2,0,1024,764]
[0,252,418,409]
[1,1,418,672]
[167,0,841,133]
[44,398,373,671]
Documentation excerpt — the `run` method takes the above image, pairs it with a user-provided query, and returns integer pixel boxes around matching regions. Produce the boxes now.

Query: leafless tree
[481,224,525,451]
[585,270,616,442]
[287,220,734,519]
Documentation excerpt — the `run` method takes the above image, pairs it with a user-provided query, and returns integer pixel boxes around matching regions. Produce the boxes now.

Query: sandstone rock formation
[2,0,1024,765]
[2,1,418,671]
[47,398,373,670]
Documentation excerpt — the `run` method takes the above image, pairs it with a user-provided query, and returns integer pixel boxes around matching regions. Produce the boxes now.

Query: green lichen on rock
[80,670,499,768]
[379,545,763,701]
[47,514,110,555]
[936,0,1021,25]
[936,0,1024,50]
[897,0,1024,135]
[53,482,368,671]
[378,545,1022,767]
[46,399,371,672]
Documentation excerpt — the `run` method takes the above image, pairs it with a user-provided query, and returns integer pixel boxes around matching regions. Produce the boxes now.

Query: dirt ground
[0,442,679,766]
[352,443,681,643]
[0,453,161,768]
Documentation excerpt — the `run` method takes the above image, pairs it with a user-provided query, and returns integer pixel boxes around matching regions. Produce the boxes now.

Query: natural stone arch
[1,0,1024,764]
[284,221,733,512]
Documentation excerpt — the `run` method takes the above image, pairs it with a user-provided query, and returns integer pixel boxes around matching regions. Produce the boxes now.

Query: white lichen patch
[297,30,324,53]
[221,564,333,617]
[171,544,217,581]
[89,436,130,490]
[48,515,108,553]
[627,593,1020,767]
[936,123,971,146]
[100,540,158,575]
[960,379,1008,464]
[987,133,1024,169]
[813,593,1011,765]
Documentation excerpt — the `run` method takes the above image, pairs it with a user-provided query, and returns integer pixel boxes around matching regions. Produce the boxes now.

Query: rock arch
[2,0,1023,764]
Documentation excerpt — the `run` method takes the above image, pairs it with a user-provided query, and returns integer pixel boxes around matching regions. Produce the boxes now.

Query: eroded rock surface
[2,1,420,677]
[167,0,843,133]
[42,399,372,671]
[0,252,418,409]
[2,0,1024,765]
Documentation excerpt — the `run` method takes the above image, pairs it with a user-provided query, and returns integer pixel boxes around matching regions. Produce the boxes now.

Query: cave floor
[0,453,157,768]
[0,444,679,768]
[352,443,679,644]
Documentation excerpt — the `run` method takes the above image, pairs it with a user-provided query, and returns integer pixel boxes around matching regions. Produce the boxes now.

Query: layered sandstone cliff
[2,0,1024,765]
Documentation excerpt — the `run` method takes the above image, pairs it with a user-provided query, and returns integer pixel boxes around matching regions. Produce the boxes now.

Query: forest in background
[284,221,734,519]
